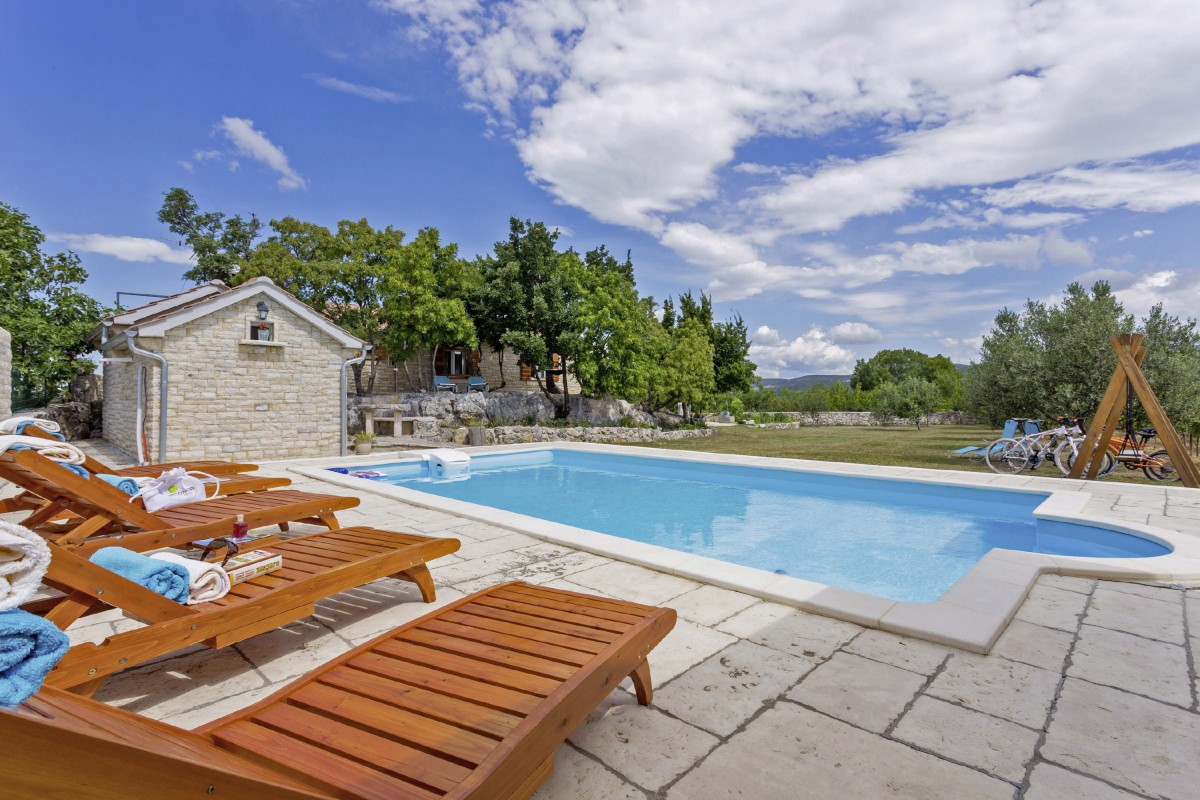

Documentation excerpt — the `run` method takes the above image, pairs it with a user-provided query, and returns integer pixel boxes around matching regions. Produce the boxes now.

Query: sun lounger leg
[629,659,653,705]
[278,521,290,532]
[316,511,341,530]
[395,563,436,602]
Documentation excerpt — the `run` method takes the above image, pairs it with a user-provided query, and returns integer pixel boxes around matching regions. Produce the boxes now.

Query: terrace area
[7,439,1200,799]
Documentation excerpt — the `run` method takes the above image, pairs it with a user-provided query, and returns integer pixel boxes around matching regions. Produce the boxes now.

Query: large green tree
[657,318,716,421]
[158,187,261,284]
[0,203,101,407]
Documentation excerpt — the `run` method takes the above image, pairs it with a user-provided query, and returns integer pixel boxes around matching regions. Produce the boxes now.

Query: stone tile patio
[6,443,1200,799]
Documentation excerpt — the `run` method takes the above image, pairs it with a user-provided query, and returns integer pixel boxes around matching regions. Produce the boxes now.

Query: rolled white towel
[148,552,231,605]
[0,521,52,611]
[0,416,61,435]
[0,434,86,465]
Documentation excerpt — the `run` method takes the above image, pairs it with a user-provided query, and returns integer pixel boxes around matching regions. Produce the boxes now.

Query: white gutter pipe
[340,345,372,456]
[134,364,147,465]
[125,330,169,464]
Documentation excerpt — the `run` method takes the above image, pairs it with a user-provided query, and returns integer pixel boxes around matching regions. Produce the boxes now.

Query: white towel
[0,521,52,611]
[0,416,62,435]
[0,434,86,465]
[148,552,231,604]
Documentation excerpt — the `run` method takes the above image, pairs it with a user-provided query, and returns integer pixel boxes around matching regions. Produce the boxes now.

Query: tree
[158,188,261,284]
[0,203,101,406]
[466,256,523,389]
[1139,303,1200,430]
[657,318,716,421]
[712,314,756,393]
[871,378,941,428]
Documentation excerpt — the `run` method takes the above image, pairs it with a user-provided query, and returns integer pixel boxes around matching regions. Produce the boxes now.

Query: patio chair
[29,527,460,694]
[5,582,675,799]
[434,375,457,393]
[17,425,292,498]
[948,418,1019,460]
[0,448,360,555]
[467,375,489,393]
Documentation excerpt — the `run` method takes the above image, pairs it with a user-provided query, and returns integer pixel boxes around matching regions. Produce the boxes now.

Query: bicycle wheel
[1144,450,1180,482]
[985,439,1030,474]
[1055,441,1115,477]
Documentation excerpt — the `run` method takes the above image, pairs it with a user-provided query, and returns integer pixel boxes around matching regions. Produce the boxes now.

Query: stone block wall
[0,326,10,420]
[102,350,144,459]
[157,295,359,461]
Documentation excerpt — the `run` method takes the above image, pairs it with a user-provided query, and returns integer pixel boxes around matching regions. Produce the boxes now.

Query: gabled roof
[97,277,365,349]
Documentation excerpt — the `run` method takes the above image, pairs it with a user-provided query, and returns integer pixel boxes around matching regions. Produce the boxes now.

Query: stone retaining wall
[349,391,665,432]
[748,410,976,427]
[429,425,715,446]
[0,327,10,420]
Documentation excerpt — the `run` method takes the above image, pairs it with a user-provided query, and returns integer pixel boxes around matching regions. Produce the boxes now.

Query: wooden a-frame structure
[1067,334,1200,488]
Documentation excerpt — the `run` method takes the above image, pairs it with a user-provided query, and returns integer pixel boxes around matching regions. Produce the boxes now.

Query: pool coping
[292,442,1200,653]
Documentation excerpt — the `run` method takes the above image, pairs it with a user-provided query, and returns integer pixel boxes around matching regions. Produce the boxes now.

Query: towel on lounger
[97,473,140,496]
[0,416,63,437]
[0,434,86,465]
[90,547,190,604]
[0,609,69,706]
[148,552,231,604]
[0,522,52,612]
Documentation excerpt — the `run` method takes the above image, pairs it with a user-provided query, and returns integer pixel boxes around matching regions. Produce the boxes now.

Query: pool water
[354,450,1169,603]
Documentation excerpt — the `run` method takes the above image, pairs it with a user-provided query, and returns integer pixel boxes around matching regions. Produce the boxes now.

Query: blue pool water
[349,450,1169,603]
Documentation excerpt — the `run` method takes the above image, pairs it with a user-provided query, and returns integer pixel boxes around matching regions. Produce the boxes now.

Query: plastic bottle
[232,514,249,542]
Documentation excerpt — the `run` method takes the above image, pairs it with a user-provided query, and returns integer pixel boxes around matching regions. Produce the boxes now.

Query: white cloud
[217,117,307,191]
[749,325,857,375]
[983,162,1200,213]
[828,322,883,344]
[1113,269,1200,320]
[48,234,194,264]
[306,73,408,103]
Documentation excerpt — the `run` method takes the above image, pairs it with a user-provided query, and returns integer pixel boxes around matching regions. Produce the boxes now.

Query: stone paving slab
[1014,583,1091,631]
[1025,763,1143,800]
[1041,678,1200,799]
[1069,623,1192,707]
[716,599,861,659]
[667,703,1014,799]
[990,618,1075,672]
[530,744,644,800]
[892,695,1040,783]
[843,628,953,675]
[1086,585,1185,644]
[927,651,1060,728]
[787,651,926,733]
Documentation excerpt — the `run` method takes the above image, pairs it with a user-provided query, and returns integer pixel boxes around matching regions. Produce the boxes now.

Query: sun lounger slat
[456,601,620,644]
[216,718,442,800]
[490,586,647,625]
[375,639,558,697]
[439,610,608,655]
[319,666,521,739]
[337,527,432,548]
[416,619,594,668]
[347,651,543,717]
[400,627,581,680]
[502,582,657,614]
[470,595,631,634]
[286,535,386,559]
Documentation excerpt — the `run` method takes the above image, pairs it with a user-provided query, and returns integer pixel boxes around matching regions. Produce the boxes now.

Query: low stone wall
[747,411,976,427]
[13,402,98,440]
[428,425,715,446]
[349,391,664,433]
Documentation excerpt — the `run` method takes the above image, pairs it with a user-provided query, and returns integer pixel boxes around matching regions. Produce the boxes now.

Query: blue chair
[433,376,456,393]
[467,376,489,393]
[950,418,1020,460]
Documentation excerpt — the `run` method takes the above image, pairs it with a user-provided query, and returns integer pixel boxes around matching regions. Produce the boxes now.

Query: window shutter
[520,363,533,381]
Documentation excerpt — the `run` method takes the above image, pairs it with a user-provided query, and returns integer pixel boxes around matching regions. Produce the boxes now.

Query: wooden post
[1068,334,1200,487]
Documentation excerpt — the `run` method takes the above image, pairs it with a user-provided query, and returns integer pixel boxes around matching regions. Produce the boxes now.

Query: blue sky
[3,1,1199,377]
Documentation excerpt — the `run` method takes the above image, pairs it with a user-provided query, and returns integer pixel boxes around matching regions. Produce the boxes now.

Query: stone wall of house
[100,345,145,459]
[0,326,10,420]
[152,296,359,461]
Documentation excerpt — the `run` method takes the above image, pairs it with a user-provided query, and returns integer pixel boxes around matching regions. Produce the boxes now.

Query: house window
[248,321,275,342]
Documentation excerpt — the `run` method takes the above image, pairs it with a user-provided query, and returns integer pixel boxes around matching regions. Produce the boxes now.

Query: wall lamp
[256,300,270,321]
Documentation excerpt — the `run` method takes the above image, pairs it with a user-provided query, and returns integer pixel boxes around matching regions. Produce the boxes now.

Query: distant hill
[761,364,968,392]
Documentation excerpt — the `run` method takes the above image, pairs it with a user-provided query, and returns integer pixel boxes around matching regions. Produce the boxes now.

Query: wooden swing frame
[1067,334,1200,488]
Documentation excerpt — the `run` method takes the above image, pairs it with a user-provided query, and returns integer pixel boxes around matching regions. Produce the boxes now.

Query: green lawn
[639,423,1187,485]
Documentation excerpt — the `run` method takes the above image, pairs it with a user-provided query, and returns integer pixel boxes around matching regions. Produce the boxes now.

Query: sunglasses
[198,537,240,567]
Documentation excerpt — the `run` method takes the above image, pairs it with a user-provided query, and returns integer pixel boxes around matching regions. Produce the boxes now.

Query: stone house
[374,344,581,396]
[91,278,366,463]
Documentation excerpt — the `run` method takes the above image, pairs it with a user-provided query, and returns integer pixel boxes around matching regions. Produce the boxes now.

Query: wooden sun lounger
[0,448,360,553]
[20,424,290,496]
[3,582,675,799]
[30,526,461,695]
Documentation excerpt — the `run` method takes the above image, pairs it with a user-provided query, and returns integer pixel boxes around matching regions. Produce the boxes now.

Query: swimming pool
[336,448,1169,603]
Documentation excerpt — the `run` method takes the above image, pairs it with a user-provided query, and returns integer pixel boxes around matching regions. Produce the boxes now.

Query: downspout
[126,329,169,464]
[340,345,372,456]
[134,365,147,465]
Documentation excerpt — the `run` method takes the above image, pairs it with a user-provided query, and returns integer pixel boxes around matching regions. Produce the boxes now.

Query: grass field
[639,423,1192,485]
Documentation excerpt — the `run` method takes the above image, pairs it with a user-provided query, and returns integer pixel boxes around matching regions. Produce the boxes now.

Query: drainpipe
[134,364,147,465]
[340,345,372,456]
[126,329,169,464]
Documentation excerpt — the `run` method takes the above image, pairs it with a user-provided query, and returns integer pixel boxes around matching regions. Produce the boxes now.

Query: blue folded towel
[328,467,350,474]
[0,609,70,706]
[97,473,140,496]
[12,421,65,441]
[90,547,190,604]
[8,446,89,478]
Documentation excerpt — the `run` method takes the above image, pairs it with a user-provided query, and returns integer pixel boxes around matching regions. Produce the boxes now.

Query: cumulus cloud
[306,73,408,103]
[749,325,857,376]
[217,117,307,190]
[983,162,1200,213]
[48,234,194,264]
[828,322,883,344]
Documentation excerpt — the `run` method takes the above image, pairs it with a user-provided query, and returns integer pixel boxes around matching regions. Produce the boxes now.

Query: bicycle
[1107,427,1177,481]
[985,417,1085,475]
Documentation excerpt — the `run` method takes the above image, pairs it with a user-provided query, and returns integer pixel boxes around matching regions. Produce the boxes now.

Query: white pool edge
[294,442,1200,654]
